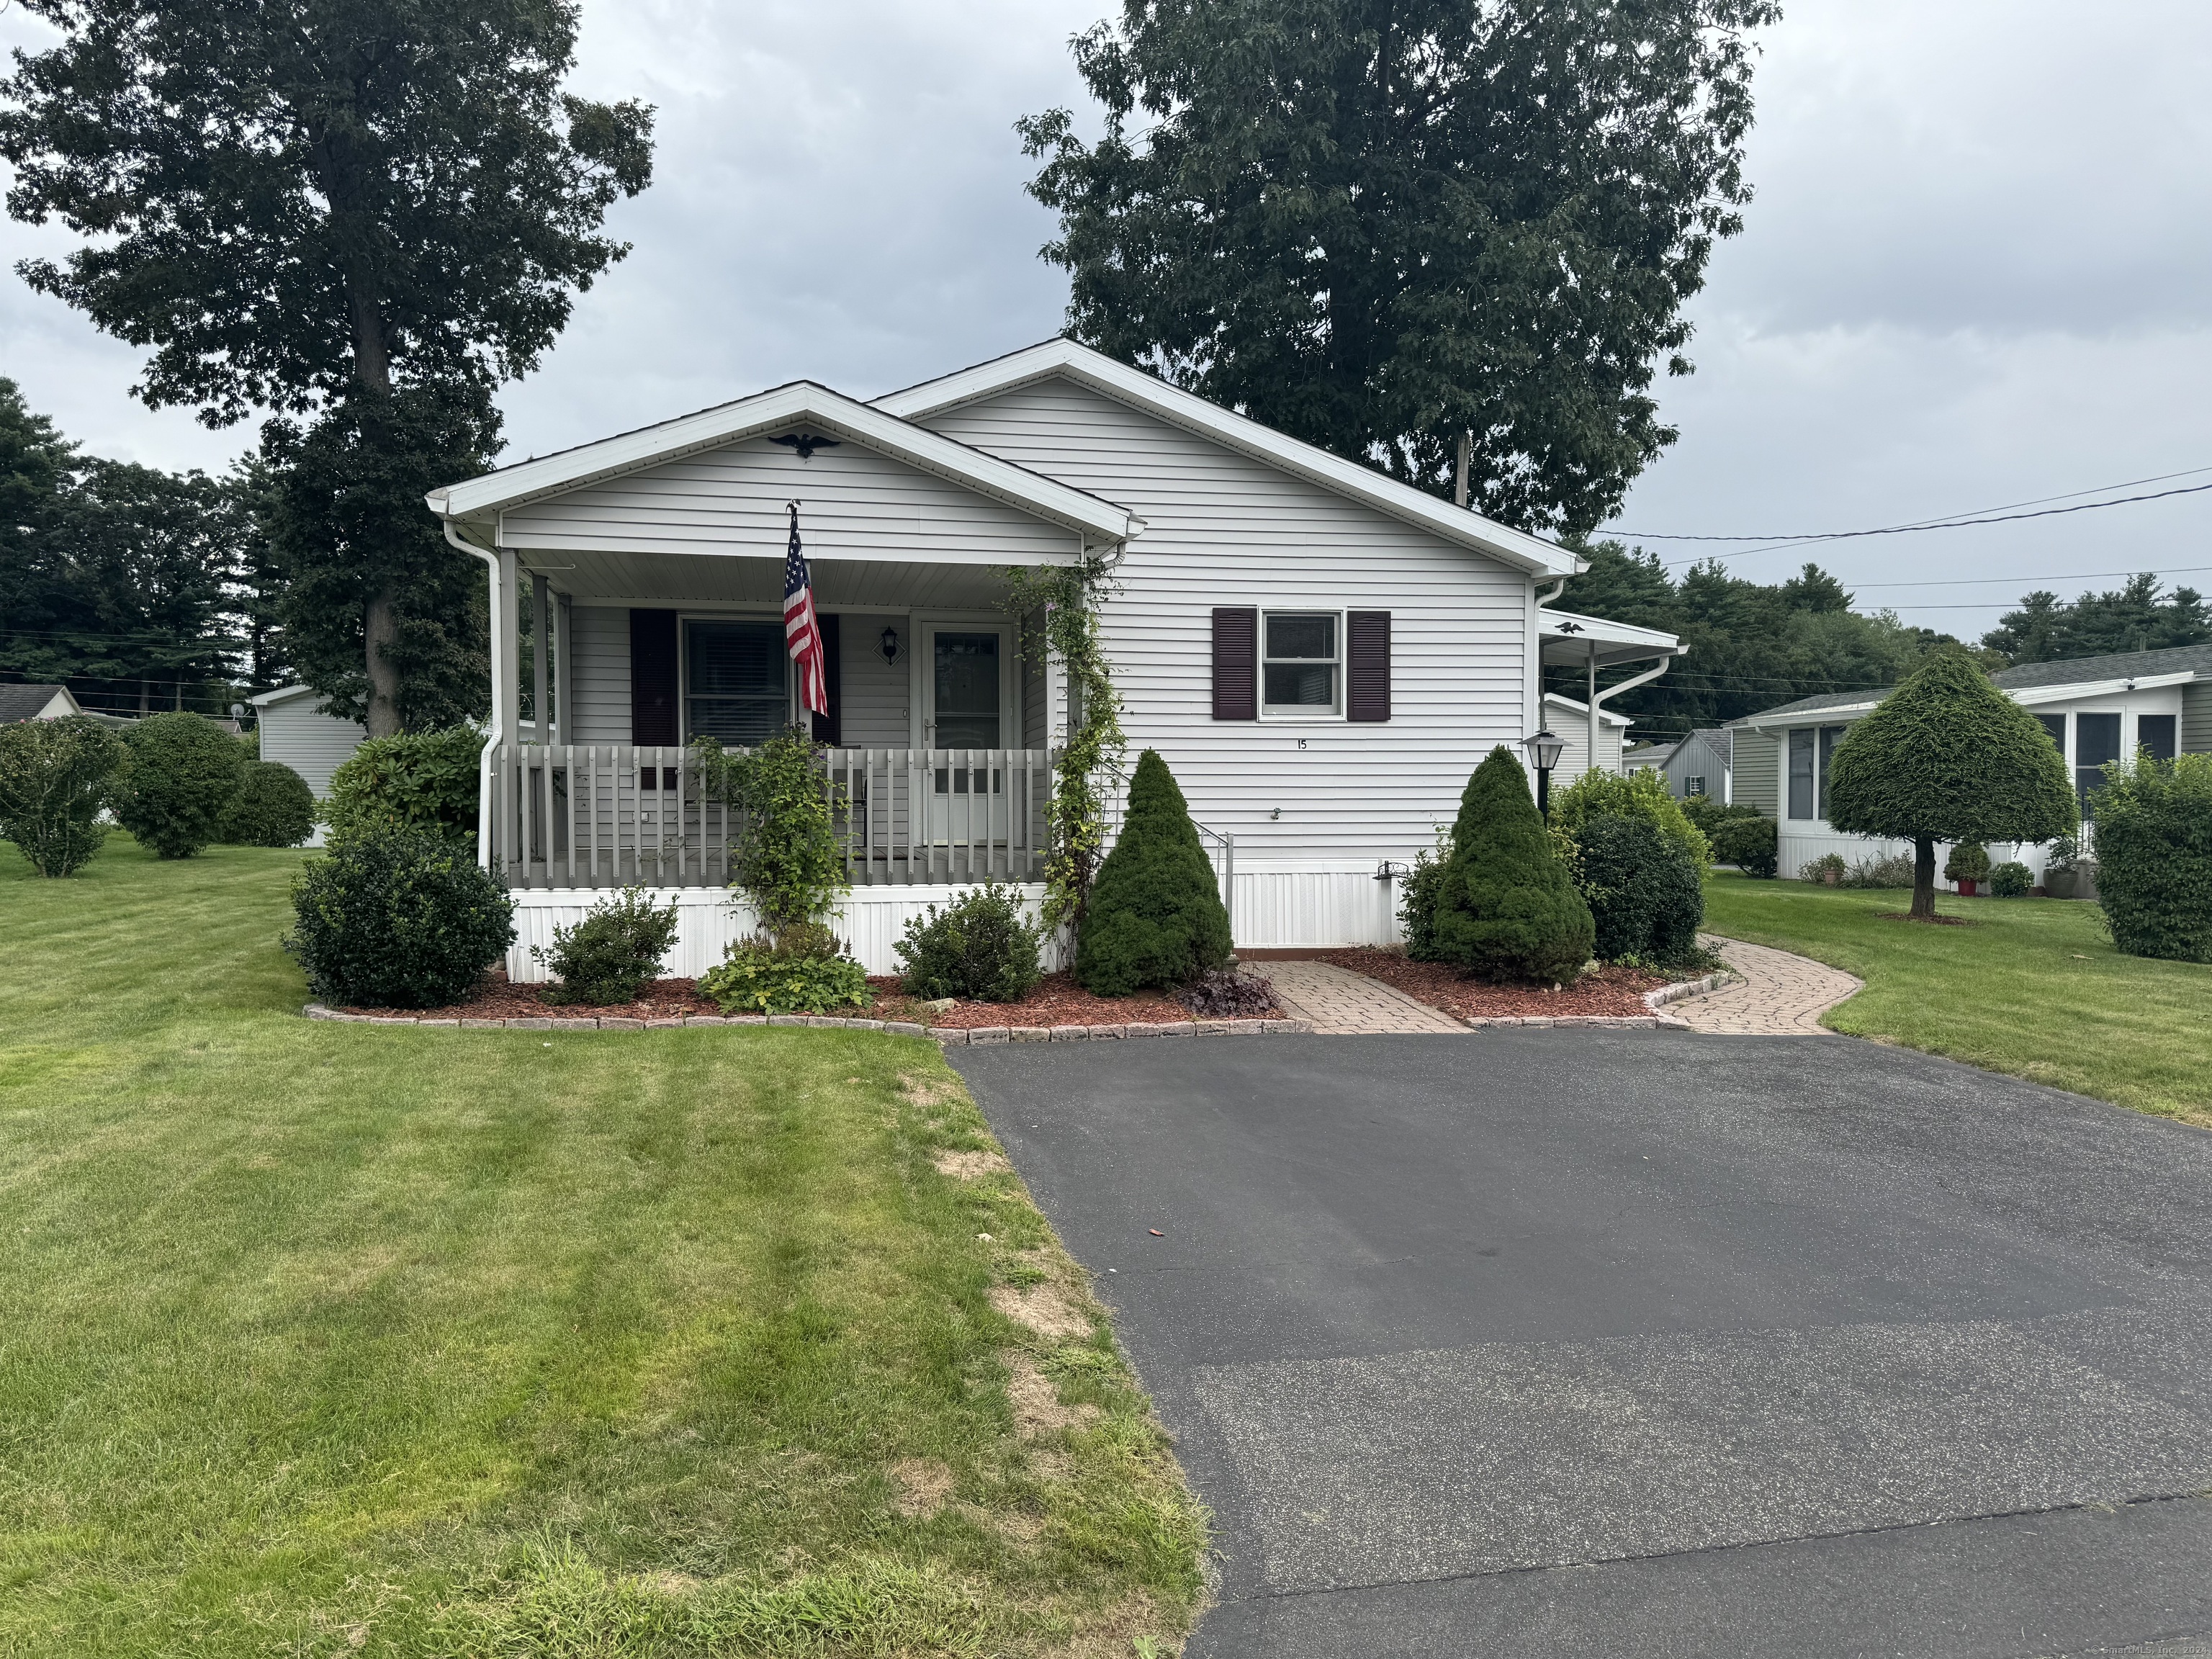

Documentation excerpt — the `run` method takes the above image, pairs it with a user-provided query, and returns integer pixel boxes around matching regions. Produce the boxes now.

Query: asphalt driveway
[950,1031,2212,1658]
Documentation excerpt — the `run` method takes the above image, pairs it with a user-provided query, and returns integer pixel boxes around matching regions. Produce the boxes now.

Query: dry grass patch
[1006,1352,1105,1437]
[888,1457,956,1518]
[933,1146,1012,1179]
[992,1282,1094,1341]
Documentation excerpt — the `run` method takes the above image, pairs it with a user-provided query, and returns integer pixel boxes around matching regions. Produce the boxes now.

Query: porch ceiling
[1539,607,1684,670]
[532,549,1025,611]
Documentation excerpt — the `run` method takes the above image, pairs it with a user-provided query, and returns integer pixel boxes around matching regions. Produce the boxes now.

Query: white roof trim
[1539,608,1681,652]
[874,338,1583,579]
[426,379,1138,544]
[1545,692,1634,727]
[248,683,323,708]
[2008,670,2197,704]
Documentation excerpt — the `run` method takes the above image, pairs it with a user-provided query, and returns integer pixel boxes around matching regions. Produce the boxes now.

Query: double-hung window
[1262,612,1341,716]
[685,619,788,745]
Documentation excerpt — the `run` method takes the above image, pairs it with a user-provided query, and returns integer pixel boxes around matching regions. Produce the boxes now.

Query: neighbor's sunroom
[427,379,1134,895]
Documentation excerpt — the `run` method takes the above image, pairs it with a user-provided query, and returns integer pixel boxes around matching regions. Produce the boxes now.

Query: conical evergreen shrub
[1076,750,1232,995]
[1429,746,1595,984]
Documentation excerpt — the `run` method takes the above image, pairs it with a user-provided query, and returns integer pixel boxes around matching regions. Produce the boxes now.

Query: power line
[1845,564,2212,592]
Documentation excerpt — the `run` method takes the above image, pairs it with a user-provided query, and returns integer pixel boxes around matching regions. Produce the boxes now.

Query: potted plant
[1944,840,1991,896]
[2043,835,2082,900]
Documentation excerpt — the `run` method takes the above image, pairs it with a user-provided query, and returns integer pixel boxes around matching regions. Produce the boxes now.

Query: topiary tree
[2092,752,2212,962]
[112,710,246,858]
[1825,647,2075,920]
[324,726,484,845]
[1429,747,1595,984]
[218,759,318,847]
[1076,749,1231,995]
[0,714,126,876]
[1550,765,1710,868]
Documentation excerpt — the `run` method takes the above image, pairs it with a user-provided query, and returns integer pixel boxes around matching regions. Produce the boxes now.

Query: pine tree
[1076,750,1232,996]
[1429,747,1595,983]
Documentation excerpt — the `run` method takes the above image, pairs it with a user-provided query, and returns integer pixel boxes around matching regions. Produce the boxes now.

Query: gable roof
[874,338,1583,580]
[0,683,79,723]
[1728,641,2212,726]
[426,379,1138,545]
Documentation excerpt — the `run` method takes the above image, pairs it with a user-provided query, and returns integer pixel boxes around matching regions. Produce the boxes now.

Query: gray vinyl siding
[1021,611,1048,750]
[923,376,1531,860]
[256,696,366,799]
[837,613,912,747]
[565,603,634,742]
[1732,729,1781,818]
[2185,681,2212,753]
[499,433,1076,567]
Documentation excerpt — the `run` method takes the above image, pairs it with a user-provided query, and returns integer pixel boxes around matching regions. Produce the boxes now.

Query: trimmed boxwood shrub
[1988,860,2033,898]
[1076,750,1231,996]
[219,760,318,847]
[1428,746,1594,984]
[1710,812,1778,878]
[0,714,126,876]
[1573,811,1704,963]
[896,883,1044,1002]
[286,828,516,1007]
[324,725,482,845]
[533,886,681,1005]
[112,711,247,858]
[2092,752,2212,962]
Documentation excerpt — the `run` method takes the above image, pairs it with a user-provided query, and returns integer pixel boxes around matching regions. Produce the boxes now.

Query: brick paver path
[1254,959,1467,1035]
[1667,936,1862,1035]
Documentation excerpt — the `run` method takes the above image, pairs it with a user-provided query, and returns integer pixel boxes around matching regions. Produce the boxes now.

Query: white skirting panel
[1229,867,1405,950]
[506,884,1058,981]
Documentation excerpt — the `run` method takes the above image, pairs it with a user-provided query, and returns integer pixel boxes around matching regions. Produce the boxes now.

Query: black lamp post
[1521,728,1565,817]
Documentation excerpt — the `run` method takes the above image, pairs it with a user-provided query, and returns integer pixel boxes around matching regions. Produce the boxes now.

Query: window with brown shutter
[629,608,679,746]
[1346,611,1391,721]
[1212,607,1257,719]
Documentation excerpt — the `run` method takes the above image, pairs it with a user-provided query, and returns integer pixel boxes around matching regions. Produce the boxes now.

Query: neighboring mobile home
[424,339,1683,976]
[1657,727,1734,806]
[1728,643,2212,882]
[249,685,368,846]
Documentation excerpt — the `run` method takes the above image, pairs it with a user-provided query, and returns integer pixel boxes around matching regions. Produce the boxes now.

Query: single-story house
[0,683,86,724]
[1727,642,2212,882]
[249,684,368,846]
[423,338,1683,977]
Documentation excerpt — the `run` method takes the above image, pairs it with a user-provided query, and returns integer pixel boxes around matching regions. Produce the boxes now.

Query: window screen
[2036,713,2067,758]
[1262,613,1339,714]
[685,619,787,745]
[2139,714,2177,761]
[1788,729,1816,820]
[2076,711,2122,817]
[1817,726,1843,821]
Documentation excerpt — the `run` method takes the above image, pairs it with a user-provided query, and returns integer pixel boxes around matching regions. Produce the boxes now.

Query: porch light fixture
[878,626,902,666]
[1521,727,1565,816]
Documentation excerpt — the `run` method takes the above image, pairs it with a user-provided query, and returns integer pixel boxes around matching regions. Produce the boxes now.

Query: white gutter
[444,521,503,870]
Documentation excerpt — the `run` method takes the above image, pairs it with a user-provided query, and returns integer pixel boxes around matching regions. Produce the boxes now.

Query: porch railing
[488,742,1051,890]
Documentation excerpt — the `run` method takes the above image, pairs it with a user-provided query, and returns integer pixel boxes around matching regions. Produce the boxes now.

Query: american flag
[783,501,830,718]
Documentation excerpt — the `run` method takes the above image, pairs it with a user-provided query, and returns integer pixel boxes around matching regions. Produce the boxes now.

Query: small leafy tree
[2092,752,2212,962]
[0,714,125,876]
[1825,647,2077,920]
[112,711,246,858]
[695,727,850,940]
[325,727,483,844]
[1429,747,1594,983]
[1076,750,1231,995]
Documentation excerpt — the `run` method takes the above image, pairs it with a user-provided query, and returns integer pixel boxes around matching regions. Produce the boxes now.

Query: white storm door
[922,624,1012,846]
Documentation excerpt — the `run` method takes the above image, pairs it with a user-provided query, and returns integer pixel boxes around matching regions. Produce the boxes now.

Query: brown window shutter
[629,608,679,746]
[1346,611,1391,721]
[810,613,842,746]
[1213,607,1257,719]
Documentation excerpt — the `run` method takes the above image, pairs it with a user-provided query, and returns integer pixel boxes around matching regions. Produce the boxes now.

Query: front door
[922,626,1011,846]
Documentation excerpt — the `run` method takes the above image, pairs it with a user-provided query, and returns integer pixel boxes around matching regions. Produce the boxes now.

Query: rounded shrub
[286,828,517,1008]
[1943,841,1991,885]
[896,883,1044,1002]
[112,711,247,858]
[1428,747,1594,984]
[1987,860,2033,898]
[1573,812,1704,963]
[324,725,484,845]
[219,760,318,847]
[1710,813,1778,878]
[2091,752,2212,962]
[533,886,682,1006]
[0,714,126,877]
[1076,750,1231,996]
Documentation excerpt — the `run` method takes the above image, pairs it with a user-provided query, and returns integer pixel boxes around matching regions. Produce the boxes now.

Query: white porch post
[531,570,551,746]
[1587,639,1601,779]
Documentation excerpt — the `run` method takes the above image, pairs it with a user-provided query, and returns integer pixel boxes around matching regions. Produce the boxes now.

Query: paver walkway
[1668,936,1862,1035]
[1255,959,1465,1035]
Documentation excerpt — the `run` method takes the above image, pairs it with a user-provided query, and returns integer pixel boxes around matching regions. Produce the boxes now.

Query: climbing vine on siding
[1004,554,1124,932]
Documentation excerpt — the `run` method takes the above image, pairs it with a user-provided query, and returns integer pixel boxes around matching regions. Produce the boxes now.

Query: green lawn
[0,837,1201,1656]
[1703,871,2212,1125]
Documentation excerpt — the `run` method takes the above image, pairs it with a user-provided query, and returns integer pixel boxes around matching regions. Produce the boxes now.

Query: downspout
[1537,579,1566,607]
[1589,651,1683,775]
[444,521,503,870]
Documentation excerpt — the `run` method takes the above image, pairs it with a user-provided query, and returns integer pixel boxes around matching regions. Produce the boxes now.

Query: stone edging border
[301,1003,1312,1043]
[1455,968,1736,1031]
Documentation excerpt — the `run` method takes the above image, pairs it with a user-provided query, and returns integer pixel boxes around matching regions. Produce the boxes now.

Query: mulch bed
[345,967,1277,1027]
[1313,948,1675,1020]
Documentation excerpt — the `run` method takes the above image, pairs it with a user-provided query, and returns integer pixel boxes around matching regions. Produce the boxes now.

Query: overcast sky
[3,0,2208,639]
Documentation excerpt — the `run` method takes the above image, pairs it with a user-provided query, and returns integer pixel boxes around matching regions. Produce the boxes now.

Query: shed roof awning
[1538,608,1684,669]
